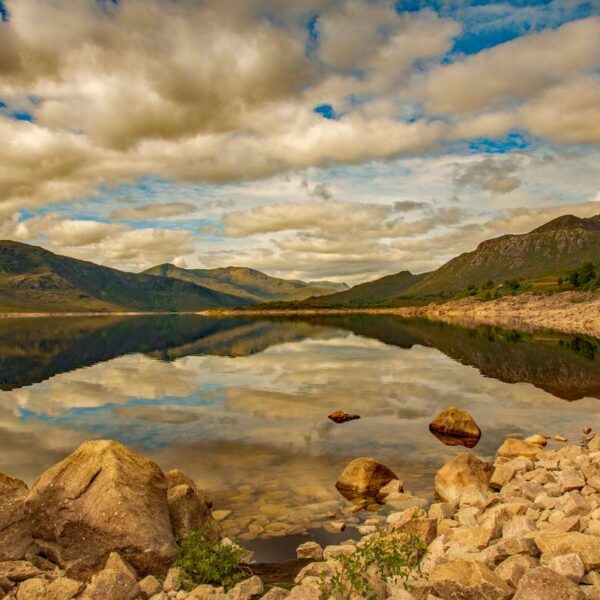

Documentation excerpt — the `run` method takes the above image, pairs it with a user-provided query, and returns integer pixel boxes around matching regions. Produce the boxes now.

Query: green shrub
[320,530,427,600]
[176,530,248,590]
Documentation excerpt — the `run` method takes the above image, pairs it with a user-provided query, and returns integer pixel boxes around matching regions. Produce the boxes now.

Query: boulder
[46,577,85,600]
[513,567,585,600]
[429,407,481,445]
[434,453,493,504]
[25,440,177,579]
[165,473,218,543]
[328,411,360,424]
[0,561,42,582]
[296,542,323,561]
[535,533,600,571]
[15,578,48,600]
[0,473,34,561]
[494,555,538,588]
[496,438,545,461]
[430,560,513,599]
[227,576,264,600]
[545,554,585,584]
[335,457,398,501]
[80,553,140,600]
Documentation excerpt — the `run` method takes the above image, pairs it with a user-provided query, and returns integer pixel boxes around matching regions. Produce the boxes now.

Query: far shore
[1,291,599,338]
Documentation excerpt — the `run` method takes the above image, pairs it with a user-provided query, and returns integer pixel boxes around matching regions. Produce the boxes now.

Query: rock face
[512,567,585,600]
[335,457,398,501]
[434,452,493,503]
[25,440,177,580]
[0,473,34,561]
[328,410,360,424]
[429,407,481,447]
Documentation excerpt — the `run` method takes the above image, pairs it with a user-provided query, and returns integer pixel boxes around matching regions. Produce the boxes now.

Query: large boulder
[335,457,398,501]
[25,440,177,580]
[430,560,513,599]
[165,470,219,542]
[429,407,481,448]
[0,473,34,561]
[496,438,545,461]
[434,453,493,504]
[512,567,585,600]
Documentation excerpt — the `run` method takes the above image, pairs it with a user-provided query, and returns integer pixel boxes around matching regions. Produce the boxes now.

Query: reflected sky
[0,316,599,514]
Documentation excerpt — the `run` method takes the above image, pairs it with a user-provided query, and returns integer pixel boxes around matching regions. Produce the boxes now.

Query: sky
[0,0,599,284]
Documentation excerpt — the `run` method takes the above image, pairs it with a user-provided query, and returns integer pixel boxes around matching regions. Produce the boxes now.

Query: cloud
[110,202,195,220]
[455,157,522,194]
[394,201,430,212]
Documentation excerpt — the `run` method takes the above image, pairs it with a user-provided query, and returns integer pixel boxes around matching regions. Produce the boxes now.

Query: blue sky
[0,0,598,282]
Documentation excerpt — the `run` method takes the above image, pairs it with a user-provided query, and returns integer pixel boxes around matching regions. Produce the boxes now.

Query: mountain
[306,280,350,292]
[0,241,251,313]
[300,214,600,306]
[143,264,342,302]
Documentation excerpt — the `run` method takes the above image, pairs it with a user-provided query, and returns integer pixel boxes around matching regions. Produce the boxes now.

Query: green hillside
[143,264,342,302]
[294,214,600,307]
[0,241,251,313]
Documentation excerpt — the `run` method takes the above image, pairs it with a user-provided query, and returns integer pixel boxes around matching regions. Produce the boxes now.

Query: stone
[227,576,263,600]
[25,440,177,579]
[212,511,232,522]
[496,438,545,461]
[46,577,85,600]
[335,458,398,501]
[558,492,591,517]
[140,575,163,598]
[449,525,493,551]
[545,553,585,583]
[188,584,225,599]
[323,545,356,560]
[394,519,438,546]
[584,428,593,436]
[429,407,481,442]
[513,567,585,600]
[526,435,548,447]
[295,562,336,585]
[261,587,290,600]
[328,410,360,424]
[555,436,568,442]
[0,562,42,583]
[377,479,404,501]
[502,516,536,538]
[559,469,587,493]
[434,453,493,504]
[430,560,513,599]
[296,542,323,560]
[428,503,455,521]
[490,464,516,490]
[0,473,33,562]
[80,553,140,600]
[324,521,345,533]
[494,555,538,588]
[15,578,48,600]
[535,533,600,570]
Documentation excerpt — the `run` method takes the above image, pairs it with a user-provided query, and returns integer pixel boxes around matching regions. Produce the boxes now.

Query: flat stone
[46,577,85,600]
[497,438,545,461]
[212,510,232,522]
[0,562,42,583]
[513,567,585,600]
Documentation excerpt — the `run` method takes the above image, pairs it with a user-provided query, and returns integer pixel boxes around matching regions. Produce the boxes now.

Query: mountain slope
[0,241,251,312]
[143,264,342,302]
[299,214,600,307]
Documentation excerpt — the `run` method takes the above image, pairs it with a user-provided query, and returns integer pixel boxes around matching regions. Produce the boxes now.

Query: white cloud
[110,202,195,221]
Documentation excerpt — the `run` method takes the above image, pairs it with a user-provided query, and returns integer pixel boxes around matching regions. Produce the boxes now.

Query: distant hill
[298,214,600,306]
[143,264,342,303]
[0,241,251,313]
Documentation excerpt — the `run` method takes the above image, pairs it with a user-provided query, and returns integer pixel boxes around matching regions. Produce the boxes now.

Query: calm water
[1,314,599,544]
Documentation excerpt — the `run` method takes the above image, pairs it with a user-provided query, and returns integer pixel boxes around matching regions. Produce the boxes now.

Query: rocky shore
[3,433,600,599]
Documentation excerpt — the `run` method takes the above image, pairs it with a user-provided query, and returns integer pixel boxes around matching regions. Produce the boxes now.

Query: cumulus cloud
[455,157,522,194]
[110,202,195,220]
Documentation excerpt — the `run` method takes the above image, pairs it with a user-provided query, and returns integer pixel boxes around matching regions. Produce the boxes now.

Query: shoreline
[1,291,599,338]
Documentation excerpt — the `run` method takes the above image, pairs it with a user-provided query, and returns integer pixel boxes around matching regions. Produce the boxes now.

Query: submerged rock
[429,407,481,447]
[328,410,360,424]
[335,457,398,501]
[25,440,177,579]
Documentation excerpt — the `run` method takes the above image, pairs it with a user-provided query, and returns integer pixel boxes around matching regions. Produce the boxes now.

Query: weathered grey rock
[535,533,600,571]
[227,576,263,600]
[434,453,493,504]
[430,559,513,599]
[497,438,545,461]
[15,578,48,600]
[429,407,481,441]
[296,542,323,560]
[512,567,585,599]
[494,555,538,588]
[0,474,33,561]
[46,577,85,600]
[545,553,585,583]
[335,458,398,501]
[139,575,163,598]
[25,440,177,579]
[80,553,141,600]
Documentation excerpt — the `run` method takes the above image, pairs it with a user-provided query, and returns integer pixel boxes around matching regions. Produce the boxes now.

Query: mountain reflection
[1,314,598,401]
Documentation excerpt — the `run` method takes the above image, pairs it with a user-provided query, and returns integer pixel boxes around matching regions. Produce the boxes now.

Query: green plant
[320,530,427,600]
[175,529,249,590]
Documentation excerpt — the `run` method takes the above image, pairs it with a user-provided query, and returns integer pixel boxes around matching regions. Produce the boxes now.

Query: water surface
[1,314,598,543]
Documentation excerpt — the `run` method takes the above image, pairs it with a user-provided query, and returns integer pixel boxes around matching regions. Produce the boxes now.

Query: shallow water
[1,314,599,553]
